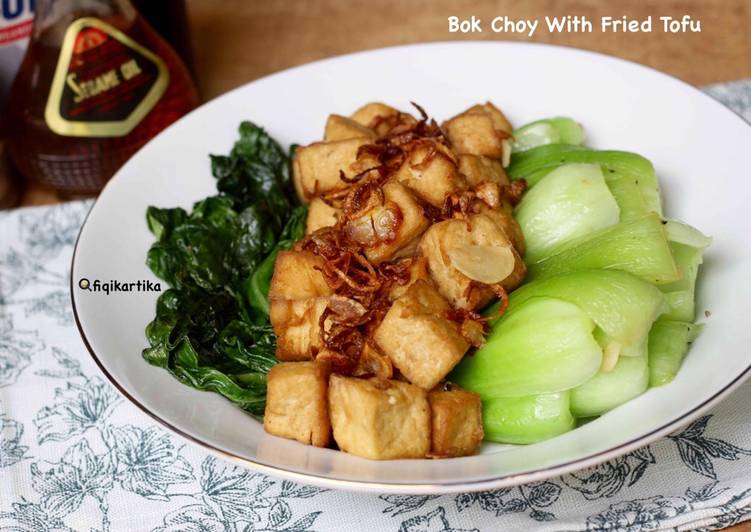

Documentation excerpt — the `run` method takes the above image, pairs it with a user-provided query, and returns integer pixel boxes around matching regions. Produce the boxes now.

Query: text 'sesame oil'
[5,0,198,195]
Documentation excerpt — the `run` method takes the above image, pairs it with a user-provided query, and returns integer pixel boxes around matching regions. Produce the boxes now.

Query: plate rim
[70,40,751,494]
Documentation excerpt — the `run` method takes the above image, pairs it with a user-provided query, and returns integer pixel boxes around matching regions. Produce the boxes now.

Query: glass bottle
[4,0,199,196]
[132,0,194,74]
[0,144,21,208]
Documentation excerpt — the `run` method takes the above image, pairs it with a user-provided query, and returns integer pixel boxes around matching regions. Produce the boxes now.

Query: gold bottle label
[45,17,169,138]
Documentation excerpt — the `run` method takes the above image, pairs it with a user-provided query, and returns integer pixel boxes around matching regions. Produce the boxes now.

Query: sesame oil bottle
[5,0,199,195]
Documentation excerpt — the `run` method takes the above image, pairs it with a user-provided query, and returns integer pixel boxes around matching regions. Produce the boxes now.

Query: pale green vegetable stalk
[511,117,585,152]
[648,319,703,387]
[483,392,575,444]
[570,344,649,418]
[452,297,602,398]
[489,269,666,349]
[660,220,710,321]
[514,163,620,262]
[664,219,712,249]
[661,243,704,321]
[528,213,680,285]
[605,173,650,221]
[508,145,662,216]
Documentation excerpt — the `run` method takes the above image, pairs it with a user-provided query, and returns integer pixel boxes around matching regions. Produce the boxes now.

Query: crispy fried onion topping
[298,103,509,374]
[453,281,510,346]
[504,178,528,206]
[300,226,423,375]
[443,307,488,348]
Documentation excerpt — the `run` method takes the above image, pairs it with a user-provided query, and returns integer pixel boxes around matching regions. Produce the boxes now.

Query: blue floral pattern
[0,313,45,387]
[34,376,121,444]
[0,414,28,467]
[3,82,751,531]
[31,439,115,519]
[563,448,656,500]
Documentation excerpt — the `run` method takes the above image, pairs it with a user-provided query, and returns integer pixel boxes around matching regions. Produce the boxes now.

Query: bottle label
[1,0,34,107]
[45,17,169,137]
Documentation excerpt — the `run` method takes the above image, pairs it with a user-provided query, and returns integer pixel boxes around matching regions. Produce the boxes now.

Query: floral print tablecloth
[2,80,751,532]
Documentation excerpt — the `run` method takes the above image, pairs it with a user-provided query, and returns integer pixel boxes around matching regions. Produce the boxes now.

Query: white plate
[71,42,751,494]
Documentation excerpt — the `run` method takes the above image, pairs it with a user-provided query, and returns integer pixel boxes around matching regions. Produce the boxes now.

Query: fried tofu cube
[374,281,469,390]
[269,251,332,301]
[306,198,340,234]
[325,114,377,142]
[387,256,431,300]
[350,102,419,136]
[458,154,510,187]
[394,140,466,207]
[350,102,399,128]
[443,110,504,159]
[343,182,430,264]
[292,157,307,204]
[328,375,430,459]
[264,361,331,447]
[271,297,329,361]
[294,138,371,200]
[444,102,513,161]
[269,251,333,360]
[467,102,513,134]
[419,214,526,310]
[475,201,526,256]
[428,385,484,457]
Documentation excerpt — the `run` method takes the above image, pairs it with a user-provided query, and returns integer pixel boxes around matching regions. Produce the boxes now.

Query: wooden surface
[188,0,751,99]
[14,0,751,206]
[6,2,751,528]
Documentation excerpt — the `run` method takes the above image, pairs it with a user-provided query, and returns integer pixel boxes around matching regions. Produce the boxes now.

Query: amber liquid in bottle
[5,0,198,195]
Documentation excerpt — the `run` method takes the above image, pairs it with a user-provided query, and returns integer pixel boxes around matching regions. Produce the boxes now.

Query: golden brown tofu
[394,140,466,207]
[428,386,484,457]
[292,157,307,204]
[458,154,510,188]
[269,251,333,360]
[269,251,332,301]
[350,102,399,128]
[387,256,432,300]
[324,114,377,142]
[418,214,526,309]
[264,361,331,447]
[468,102,513,134]
[353,344,393,380]
[343,182,430,264]
[328,375,430,459]
[475,201,526,256]
[271,297,329,361]
[443,111,504,159]
[305,198,340,234]
[294,138,371,200]
[374,281,469,390]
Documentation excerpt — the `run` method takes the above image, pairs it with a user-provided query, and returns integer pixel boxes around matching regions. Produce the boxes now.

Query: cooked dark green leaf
[146,206,188,240]
[247,205,307,317]
[143,121,305,416]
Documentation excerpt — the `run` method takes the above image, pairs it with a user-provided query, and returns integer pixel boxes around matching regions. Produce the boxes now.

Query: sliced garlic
[447,244,515,284]
[501,138,512,168]
[600,341,622,373]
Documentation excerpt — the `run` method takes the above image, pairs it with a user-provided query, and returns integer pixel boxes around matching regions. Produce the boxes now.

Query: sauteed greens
[143,122,304,415]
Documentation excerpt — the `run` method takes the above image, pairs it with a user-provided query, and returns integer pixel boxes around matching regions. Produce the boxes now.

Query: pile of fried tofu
[264,102,527,460]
